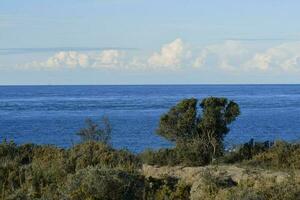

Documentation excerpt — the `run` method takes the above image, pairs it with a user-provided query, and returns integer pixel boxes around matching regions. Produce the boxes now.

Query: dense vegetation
[1,97,300,199]
[0,140,191,199]
[141,97,240,166]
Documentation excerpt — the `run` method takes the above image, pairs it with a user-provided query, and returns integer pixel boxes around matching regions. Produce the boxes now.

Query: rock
[142,164,296,199]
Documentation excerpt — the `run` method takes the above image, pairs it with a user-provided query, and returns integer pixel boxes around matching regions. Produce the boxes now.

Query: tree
[198,97,240,156]
[77,116,112,144]
[157,97,240,157]
[157,98,198,142]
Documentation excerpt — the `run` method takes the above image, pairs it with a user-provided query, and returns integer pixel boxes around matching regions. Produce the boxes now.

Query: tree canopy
[157,97,240,156]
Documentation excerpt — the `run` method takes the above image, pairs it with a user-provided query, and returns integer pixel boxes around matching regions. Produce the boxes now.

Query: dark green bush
[150,97,240,167]
[221,139,272,164]
[246,141,300,170]
[157,97,240,158]
[140,140,211,166]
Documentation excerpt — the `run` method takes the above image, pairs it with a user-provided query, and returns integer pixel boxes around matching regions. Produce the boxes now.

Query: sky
[1,0,300,85]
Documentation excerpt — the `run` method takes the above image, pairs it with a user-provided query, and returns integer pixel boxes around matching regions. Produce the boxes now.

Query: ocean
[0,85,300,152]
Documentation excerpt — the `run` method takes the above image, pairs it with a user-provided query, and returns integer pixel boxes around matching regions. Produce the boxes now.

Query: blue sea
[0,85,300,152]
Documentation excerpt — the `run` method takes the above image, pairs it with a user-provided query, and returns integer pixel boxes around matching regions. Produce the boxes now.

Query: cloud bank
[21,39,300,73]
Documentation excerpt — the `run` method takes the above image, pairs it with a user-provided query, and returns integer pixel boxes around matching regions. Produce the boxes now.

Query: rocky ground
[142,164,300,200]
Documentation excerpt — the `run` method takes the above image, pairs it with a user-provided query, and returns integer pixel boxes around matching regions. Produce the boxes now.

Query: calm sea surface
[0,85,300,152]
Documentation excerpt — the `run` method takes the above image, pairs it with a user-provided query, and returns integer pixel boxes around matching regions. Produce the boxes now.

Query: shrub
[0,140,142,199]
[68,141,141,172]
[221,139,272,164]
[140,140,212,166]
[77,117,112,144]
[218,178,300,200]
[139,148,178,166]
[145,176,191,200]
[63,166,145,200]
[246,141,300,170]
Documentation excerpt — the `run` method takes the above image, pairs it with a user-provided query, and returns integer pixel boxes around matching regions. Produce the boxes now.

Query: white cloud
[92,50,122,68]
[193,41,251,71]
[245,42,300,72]
[193,51,207,68]
[24,39,187,71]
[19,39,300,74]
[26,50,123,70]
[148,38,185,69]
[47,51,89,68]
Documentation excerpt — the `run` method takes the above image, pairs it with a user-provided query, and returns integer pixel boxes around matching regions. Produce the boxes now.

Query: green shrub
[245,141,300,170]
[145,176,191,200]
[0,140,142,199]
[220,139,271,164]
[63,166,145,200]
[68,141,141,172]
[140,148,178,166]
[140,140,211,166]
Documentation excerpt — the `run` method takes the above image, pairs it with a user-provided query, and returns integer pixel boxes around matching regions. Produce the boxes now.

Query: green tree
[157,98,198,142]
[77,116,112,144]
[157,97,240,157]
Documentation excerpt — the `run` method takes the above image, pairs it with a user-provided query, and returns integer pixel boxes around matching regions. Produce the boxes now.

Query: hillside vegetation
[1,97,300,199]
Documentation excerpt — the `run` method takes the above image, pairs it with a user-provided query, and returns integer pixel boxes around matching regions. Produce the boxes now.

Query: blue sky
[1,0,300,84]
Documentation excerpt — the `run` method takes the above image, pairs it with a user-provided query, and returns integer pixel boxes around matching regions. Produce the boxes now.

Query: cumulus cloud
[26,50,123,70]
[24,39,187,71]
[20,39,300,73]
[192,41,300,73]
[148,38,185,68]
[45,51,89,68]
[193,40,251,71]
[93,50,122,68]
[245,42,300,72]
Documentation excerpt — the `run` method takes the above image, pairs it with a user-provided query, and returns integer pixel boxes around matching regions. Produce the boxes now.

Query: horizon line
[1,83,300,87]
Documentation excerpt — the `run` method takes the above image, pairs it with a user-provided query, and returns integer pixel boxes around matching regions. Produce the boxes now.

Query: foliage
[157,97,240,160]
[140,139,211,166]
[2,96,300,199]
[142,97,240,166]
[68,141,141,172]
[145,176,191,200]
[217,178,300,200]
[221,139,272,164]
[63,166,145,200]
[157,98,198,142]
[0,140,141,199]
[191,171,300,200]
[0,140,192,199]
[245,140,300,170]
[77,117,112,144]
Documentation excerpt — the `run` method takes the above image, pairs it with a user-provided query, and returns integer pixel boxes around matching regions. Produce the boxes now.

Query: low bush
[63,166,145,200]
[145,176,191,200]
[191,171,300,200]
[67,141,141,172]
[218,178,300,200]
[0,140,142,199]
[220,139,272,164]
[245,141,300,170]
[140,140,211,167]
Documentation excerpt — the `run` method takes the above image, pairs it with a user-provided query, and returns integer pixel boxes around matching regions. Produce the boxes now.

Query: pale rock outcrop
[142,164,299,200]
